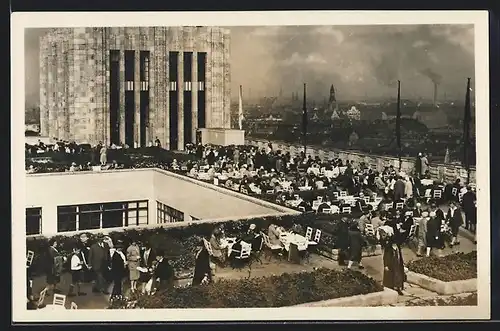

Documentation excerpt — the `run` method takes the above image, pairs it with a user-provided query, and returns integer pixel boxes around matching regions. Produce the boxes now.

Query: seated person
[355,193,370,212]
[209,228,227,263]
[297,199,312,212]
[317,200,331,213]
[230,224,260,258]
[267,224,282,246]
[370,210,385,231]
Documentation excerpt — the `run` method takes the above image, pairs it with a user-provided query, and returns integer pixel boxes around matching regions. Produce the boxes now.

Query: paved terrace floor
[31,229,476,310]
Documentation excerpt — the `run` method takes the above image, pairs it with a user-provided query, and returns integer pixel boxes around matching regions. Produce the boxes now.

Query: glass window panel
[80,204,101,213]
[139,201,148,208]
[138,210,147,217]
[79,212,100,230]
[102,209,124,228]
[57,213,76,232]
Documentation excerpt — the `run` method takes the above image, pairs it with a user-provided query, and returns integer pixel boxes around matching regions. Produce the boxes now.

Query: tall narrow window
[139,51,150,147]
[26,207,42,235]
[169,52,179,149]
[109,50,120,145]
[197,52,206,128]
[183,52,193,144]
[124,50,135,147]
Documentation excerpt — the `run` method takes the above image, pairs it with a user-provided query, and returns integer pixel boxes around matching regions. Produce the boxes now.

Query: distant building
[345,106,361,121]
[412,109,448,129]
[39,27,231,149]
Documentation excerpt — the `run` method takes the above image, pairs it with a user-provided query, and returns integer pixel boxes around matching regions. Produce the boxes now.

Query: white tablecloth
[41,304,66,310]
[421,179,434,186]
[278,232,310,251]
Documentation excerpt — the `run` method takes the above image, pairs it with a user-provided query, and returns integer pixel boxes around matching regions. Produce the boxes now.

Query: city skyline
[25,24,475,107]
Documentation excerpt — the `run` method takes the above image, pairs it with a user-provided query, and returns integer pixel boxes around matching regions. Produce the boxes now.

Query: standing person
[383,238,406,295]
[420,154,429,177]
[126,241,141,294]
[336,217,350,266]
[88,237,109,294]
[393,176,406,202]
[79,234,91,283]
[462,186,477,233]
[68,245,87,297]
[139,242,156,294]
[108,241,127,300]
[426,211,444,257]
[416,211,429,257]
[415,153,423,178]
[446,200,463,246]
[100,144,107,166]
[153,250,175,290]
[44,239,65,296]
[154,136,161,148]
[192,240,212,286]
[347,223,364,269]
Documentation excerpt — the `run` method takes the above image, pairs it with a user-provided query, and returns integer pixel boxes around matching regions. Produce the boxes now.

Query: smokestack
[433,82,438,106]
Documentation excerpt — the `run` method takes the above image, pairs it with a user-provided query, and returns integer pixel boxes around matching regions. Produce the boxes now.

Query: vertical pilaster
[191,51,198,142]
[118,28,126,145]
[134,31,140,147]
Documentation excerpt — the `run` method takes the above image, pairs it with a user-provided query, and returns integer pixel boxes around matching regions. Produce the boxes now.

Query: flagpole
[302,83,307,156]
[238,85,243,130]
[396,80,402,171]
[463,77,472,185]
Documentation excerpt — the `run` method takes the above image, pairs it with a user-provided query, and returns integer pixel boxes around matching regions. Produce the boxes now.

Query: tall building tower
[39,27,231,150]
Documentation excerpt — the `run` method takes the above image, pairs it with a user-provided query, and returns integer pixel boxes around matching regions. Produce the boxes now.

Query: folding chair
[266,189,274,194]
[317,196,323,202]
[458,192,465,203]
[313,230,322,244]
[396,202,404,209]
[424,189,432,199]
[305,227,314,241]
[27,250,34,267]
[213,178,219,186]
[298,206,306,212]
[451,187,458,196]
[241,188,249,195]
[342,206,352,214]
[261,233,283,261]
[202,238,214,256]
[38,288,47,307]
[385,203,394,210]
[312,200,321,211]
[433,190,442,199]
[333,192,339,199]
[322,208,332,214]
[53,294,66,307]
[363,197,371,204]
[70,302,78,310]
[365,224,375,237]
[408,224,417,238]
[340,191,348,197]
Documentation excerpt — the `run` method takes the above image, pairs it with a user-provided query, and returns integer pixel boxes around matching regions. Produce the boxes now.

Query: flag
[302,83,307,149]
[238,85,244,130]
[463,78,472,169]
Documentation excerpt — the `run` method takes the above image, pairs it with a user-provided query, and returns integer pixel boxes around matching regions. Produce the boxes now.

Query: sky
[25,24,474,107]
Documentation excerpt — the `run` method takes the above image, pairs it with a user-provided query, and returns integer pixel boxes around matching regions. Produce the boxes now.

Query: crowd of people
[26,139,477,302]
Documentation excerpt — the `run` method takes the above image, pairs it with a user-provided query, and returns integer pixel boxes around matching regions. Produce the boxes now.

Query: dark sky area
[25,24,474,108]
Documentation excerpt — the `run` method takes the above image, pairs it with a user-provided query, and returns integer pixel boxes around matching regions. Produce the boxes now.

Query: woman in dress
[426,211,444,257]
[109,241,127,300]
[126,241,141,293]
[347,222,364,269]
[192,240,212,286]
[382,236,406,295]
[416,211,429,257]
[100,145,107,166]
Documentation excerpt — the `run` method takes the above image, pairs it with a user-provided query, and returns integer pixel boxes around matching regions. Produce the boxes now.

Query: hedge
[407,292,477,306]
[108,268,383,308]
[27,213,362,276]
[407,251,477,282]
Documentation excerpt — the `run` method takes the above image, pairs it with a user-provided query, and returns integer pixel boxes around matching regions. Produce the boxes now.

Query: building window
[57,200,148,233]
[157,201,184,223]
[140,51,150,82]
[26,207,42,235]
[183,52,193,81]
[169,52,178,82]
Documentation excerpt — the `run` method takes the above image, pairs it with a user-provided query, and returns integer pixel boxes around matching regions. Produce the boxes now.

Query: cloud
[24,24,475,106]
[412,40,430,48]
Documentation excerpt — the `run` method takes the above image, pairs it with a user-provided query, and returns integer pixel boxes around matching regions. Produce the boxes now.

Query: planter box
[292,288,398,307]
[406,271,477,295]
[318,245,382,261]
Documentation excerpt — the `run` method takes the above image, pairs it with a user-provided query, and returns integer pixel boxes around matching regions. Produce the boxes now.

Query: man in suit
[153,249,175,290]
[393,176,406,202]
[88,237,109,294]
[193,241,212,286]
[140,242,157,293]
[446,200,464,246]
[461,186,477,233]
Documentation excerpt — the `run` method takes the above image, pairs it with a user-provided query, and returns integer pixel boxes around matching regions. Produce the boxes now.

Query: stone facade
[39,27,231,149]
[246,138,477,184]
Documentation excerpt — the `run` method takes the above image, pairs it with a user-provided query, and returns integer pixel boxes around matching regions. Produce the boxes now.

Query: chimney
[433,82,438,106]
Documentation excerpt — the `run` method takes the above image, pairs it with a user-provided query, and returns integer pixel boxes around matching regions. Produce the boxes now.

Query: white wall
[153,169,286,220]
[26,169,155,235]
[25,168,291,236]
